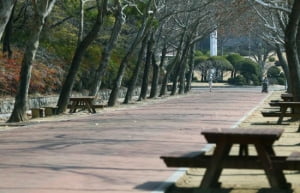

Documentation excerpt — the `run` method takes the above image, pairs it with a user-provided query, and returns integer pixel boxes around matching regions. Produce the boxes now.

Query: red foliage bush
[0,50,63,96]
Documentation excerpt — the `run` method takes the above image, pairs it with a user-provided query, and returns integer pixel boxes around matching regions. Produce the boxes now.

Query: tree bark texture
[123,34,148,104]
[0,0,15,40]
[149,53,159,98]
[108,0,154,107]
[2,1,15,58]
[8,0,56,122]
[139,32,154,101]
[172,39,190,95]
[275,44,290,93]
[284,0,300,102]
[178,46,189,94]
[89,0,123,97]
[185,43,195,93]
[160,31,186,96]
[56,0,108,114]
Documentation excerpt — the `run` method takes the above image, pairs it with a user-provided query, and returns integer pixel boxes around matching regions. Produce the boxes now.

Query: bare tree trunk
[2,1,16,58]
[185,43,195,93]
[78,0,85,43]
[56,0,108,114]
[160,32,186,96]
[7,0,56,123]
[108,0,154,107]
[150,44,167,98]
[89,0,123,97]
[170,62,178,95]
[275,44,291,93]
[149,53,159,98]
[178,47,189,94]
[139,32,154,101]
[123,34,148,104]
[285,0,300,102]
[0,0,15,40]
[173,40,190,95]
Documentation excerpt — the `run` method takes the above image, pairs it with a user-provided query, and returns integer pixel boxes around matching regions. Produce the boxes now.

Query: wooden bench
[162,151,300,170]
[31,108,45,118]
[161,151,207,168]
[161,128,298,189]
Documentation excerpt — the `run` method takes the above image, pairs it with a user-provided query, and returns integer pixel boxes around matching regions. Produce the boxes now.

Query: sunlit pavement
[0,87,270,193]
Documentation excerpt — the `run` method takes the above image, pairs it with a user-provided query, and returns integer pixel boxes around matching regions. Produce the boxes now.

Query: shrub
[238,59,261,85]
[267,66,281,78]
[267,66,286,85]
[228,75,247,85]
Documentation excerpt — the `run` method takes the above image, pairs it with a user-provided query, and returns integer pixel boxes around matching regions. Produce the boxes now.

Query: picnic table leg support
[200,141,232,188]
[255,143,290,189]
[69,101,79,113]
[86,100,96,113]
[239,144,249,156]
[277,107,288,124]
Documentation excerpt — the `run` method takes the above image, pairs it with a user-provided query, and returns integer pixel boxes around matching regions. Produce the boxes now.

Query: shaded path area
[0,88,267,193]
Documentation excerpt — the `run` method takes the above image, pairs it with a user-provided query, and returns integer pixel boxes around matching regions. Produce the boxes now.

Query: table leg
[69,101,77,113]
[254,143,290,189]
[86,100,96,113]
[277,106,288,124]
[239,144,248,156]
[200,141,232,188]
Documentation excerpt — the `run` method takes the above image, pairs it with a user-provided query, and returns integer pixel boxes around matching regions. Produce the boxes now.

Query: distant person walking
[262,77,269,93]
[208,68,214,92]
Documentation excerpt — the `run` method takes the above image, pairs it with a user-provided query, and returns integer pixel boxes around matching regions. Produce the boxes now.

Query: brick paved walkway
[0,88,267,193]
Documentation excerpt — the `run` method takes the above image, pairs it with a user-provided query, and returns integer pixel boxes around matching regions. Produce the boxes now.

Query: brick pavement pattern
[0,88,267,193]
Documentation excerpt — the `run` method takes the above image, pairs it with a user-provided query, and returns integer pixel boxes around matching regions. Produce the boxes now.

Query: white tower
[210,30,217,56]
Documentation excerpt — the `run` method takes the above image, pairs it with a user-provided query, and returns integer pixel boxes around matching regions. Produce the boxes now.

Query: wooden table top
[201,128,283,144]
[69,96,95,100]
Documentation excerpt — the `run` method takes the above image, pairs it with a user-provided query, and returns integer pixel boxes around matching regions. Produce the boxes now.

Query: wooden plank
[261,111,297,117]
[161,155,290,169]
[201,128,283,144]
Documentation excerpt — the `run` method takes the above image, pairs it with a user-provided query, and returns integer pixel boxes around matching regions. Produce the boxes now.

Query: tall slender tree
[56,0,108,114]
[89,0,124,97]
[139,31,155,101]
[108,0,155,106]
[123,33,149,104]
[8,0,57,122]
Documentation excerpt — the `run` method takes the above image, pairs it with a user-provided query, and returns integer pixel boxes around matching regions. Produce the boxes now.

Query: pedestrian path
[0,88,268,193]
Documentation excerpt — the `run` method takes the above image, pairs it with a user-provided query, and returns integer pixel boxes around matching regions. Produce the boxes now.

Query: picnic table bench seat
[160,150,207,168]
[261,111,296,117]
[161,151,300,171]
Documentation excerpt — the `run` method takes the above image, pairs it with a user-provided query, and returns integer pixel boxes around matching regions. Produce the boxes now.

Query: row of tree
[0,0,299,122]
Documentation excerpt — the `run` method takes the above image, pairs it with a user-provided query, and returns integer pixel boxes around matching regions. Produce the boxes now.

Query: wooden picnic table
[268,101,300,124]
[200,128,289,189]
[69,96,96,113]
[161,128,300,189]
